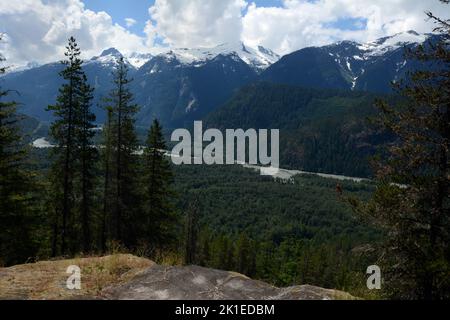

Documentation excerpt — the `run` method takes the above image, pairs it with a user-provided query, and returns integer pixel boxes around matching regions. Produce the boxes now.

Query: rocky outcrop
[0,255,355,300]
[101,264,355,300]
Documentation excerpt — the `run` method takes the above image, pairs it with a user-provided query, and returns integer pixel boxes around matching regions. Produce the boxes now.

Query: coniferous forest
[0,0,449,301]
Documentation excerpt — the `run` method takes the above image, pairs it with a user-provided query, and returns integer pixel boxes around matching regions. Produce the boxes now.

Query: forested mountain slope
[206,82,393,177]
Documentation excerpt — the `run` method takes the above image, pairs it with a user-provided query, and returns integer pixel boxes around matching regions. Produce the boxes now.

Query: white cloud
[241,0,450,55]
[0,0,151,66]
[147,0,247,47]
[1,0,449,66]
[125,18,137,28]
[145,0,449,55]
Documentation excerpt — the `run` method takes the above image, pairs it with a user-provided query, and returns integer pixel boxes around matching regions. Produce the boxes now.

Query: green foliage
[104,57,141,246]
[172,163,381,296]
[141,119,177,248]
[7,21,450,301]
[206,83,389,177]
[184,196,199,265]
[47,37,98,255]
[352,4,450,299]
[173,164,377,242]
[24,143,381,297]
[0,36,40,266]
[100,107,114,253]
[77,73,98,252]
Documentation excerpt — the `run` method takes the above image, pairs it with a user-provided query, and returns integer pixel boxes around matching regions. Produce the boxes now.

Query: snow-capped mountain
[83,42,278,72]
[262,30,435,92]
[87,48,136,69]
[89,47,123,66]
[134,44,259,127]
[357,30,428,58]
[126,42,279,126]
[6,42,278,76]
[154,42,280,72]
[328,30,432,91]
[2,61,41,75]
[87,48,153,69]
[1,30,442,129]
[5,48,152,72]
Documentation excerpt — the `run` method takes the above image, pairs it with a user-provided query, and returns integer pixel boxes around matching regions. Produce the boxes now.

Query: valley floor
[31,137,369,183]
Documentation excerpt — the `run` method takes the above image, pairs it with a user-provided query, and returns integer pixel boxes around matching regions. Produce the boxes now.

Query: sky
[0,0,449,66]
[81,0,284,37]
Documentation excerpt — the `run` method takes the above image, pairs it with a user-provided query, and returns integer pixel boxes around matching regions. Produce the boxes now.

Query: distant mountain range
[262,30,433,93]
[1,31,437,129]
[2,42,280,126]
[4,30,442,177]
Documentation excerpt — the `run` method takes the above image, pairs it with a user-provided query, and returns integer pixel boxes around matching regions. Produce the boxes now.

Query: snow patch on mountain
[324,30,430,90]
[358,30,428,57]
[3,61,41,75]
[154,42,280,71]
[32,137,53,149]
[84,42,280,71]
[88,48,153,69]
[127,52,153,68]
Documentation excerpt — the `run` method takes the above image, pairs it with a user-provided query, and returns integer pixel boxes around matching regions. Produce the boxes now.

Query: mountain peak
[99,47,123,58]
[153,42,279,71]
[89,48,129,68]
[356,30,428,57]
[325,30,427,56]
[376,30,425,44]
[406,30,420,36]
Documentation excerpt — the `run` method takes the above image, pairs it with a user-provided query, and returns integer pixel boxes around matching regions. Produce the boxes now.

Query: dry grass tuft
[0,254,153,300]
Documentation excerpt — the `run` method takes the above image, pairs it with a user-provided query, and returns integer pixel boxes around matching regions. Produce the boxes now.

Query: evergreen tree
[235,233,255,276]
[184,197,199,265]
[107,57,140,246]
[143,119,176,248]
[351,2,450,299]
[0,36,38,266]
[101,106,114,252]
[200,236,211,266]
[47,37,88,255]
[210,235,234,271]
[76,74,97,252]
[218,236,234,271]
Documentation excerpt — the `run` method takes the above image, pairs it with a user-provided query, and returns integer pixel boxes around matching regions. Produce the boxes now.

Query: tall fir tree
[0,36,38,266]
[76,74,97,253]
[101,106,114,252]
[107,57,140,246]
[47,37,93,255]
[351,1,450,299]
[143,119,176,249]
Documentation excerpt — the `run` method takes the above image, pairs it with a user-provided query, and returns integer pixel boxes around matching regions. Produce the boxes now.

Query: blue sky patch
[325,17,368,31]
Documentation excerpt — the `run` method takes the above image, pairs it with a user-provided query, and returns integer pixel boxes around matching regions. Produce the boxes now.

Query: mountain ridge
[261,30,436,93]
[0,30,437,129]
[4,30,431,75]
